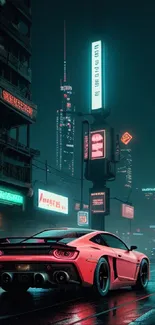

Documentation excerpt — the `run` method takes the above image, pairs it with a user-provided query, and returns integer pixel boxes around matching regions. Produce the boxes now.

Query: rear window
[34,229,90,239]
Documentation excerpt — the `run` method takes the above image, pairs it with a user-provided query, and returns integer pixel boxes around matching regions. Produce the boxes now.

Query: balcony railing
[0,76,37,116]
[0,161,31,185]
[0,133,40,157]
[10,0,32,22]
[0,15,31,52]
[0,47,31,82]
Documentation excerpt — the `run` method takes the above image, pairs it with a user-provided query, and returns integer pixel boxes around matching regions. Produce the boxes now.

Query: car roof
[37,227,99,233]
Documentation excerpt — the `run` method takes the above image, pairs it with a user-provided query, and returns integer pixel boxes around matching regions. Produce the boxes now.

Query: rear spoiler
[0,237,77,250]
[0,237,27,244]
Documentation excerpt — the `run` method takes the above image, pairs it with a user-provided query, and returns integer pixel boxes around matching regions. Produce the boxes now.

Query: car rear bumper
[0,262,83,288]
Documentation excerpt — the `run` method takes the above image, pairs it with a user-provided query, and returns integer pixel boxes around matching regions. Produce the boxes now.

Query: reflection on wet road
[0,265,155,325]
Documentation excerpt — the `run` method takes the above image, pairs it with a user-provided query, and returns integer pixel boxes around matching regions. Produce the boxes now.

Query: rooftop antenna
[64,20,66,83]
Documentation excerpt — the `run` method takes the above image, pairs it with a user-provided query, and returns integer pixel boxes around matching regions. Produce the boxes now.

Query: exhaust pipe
[1,272,13,285]
[34,273,48,286]
[53,271,70,284]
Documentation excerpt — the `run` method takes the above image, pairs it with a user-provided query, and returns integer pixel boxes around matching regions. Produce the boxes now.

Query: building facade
[0,0,39,222]
[56,22,75,176]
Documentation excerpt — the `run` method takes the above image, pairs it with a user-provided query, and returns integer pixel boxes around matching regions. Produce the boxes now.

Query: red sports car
[0,228,150,297]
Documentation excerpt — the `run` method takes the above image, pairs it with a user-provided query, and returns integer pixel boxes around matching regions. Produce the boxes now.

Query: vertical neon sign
[92,40,102,110]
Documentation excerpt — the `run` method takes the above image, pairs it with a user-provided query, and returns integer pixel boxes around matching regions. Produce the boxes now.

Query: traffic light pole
[81,120,90,210]
[80,121,84,211]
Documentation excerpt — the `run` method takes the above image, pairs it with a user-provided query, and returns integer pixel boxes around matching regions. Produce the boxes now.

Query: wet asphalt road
[0,265,155,325]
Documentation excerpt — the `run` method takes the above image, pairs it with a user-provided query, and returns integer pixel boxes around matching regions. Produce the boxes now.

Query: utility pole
[80,120,90,210]
[45,160,48,184]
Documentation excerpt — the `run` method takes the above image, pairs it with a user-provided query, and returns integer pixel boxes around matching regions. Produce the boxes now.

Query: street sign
[77,211,89,226]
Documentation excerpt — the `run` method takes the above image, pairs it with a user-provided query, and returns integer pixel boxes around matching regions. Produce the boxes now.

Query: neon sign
[91,192,106,213]
[77,211,89,226]
[92,40,102,110]
[121,132,132,145]
[90,130,106,160]
[38,189,68,214]
[122,204,134,219]
[0,188,23,205]
[2,90,33,118]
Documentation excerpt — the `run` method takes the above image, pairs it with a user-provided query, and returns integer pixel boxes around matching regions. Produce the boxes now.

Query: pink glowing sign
[122,204,134,219]
[90,129,106,160]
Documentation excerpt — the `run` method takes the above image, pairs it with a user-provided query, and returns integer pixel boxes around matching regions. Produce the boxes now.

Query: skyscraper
[117,141,132,200]
[56,21,75,176]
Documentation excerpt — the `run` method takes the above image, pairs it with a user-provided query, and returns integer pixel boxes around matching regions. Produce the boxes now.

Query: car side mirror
[129,245,137,251]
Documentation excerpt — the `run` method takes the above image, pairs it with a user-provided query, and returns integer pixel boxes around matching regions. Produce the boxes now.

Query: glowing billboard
[121,132,132,145]
[90,130,106,160]
[0,188,23,205]
[38,189,68,214]
[77,211,89,226]
[92,40,102,110]
[122,204,134,219]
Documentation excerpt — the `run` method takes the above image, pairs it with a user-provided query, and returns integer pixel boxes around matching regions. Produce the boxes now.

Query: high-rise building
[0,0,39,198]
[56,21,75,176]
[117,143,132,199]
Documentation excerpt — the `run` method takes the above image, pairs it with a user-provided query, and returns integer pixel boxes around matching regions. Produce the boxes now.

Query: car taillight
[52,249,78,260]
[0,250,4,256]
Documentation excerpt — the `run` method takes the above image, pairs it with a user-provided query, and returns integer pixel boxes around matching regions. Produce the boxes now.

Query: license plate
[16,264,30,271]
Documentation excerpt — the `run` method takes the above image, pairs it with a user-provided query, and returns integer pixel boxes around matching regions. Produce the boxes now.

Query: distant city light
[121,132,133,145]
[142,188,155,192]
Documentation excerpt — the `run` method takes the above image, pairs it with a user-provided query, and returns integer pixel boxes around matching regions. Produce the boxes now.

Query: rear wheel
[1,284,29,293]
[132,259,149,290]
[93,257,110,297]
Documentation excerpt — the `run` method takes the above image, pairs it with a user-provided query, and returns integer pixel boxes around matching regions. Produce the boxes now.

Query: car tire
[1,284,29,293]
[132,259,149,290]
[93,257,110,297]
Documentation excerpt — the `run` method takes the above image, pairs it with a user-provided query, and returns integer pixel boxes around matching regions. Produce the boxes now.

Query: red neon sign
[91,192,106,213]
[121,132,132,145]
[2,90,33,118]
[90,130,106,160]
[122,204,134,219]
